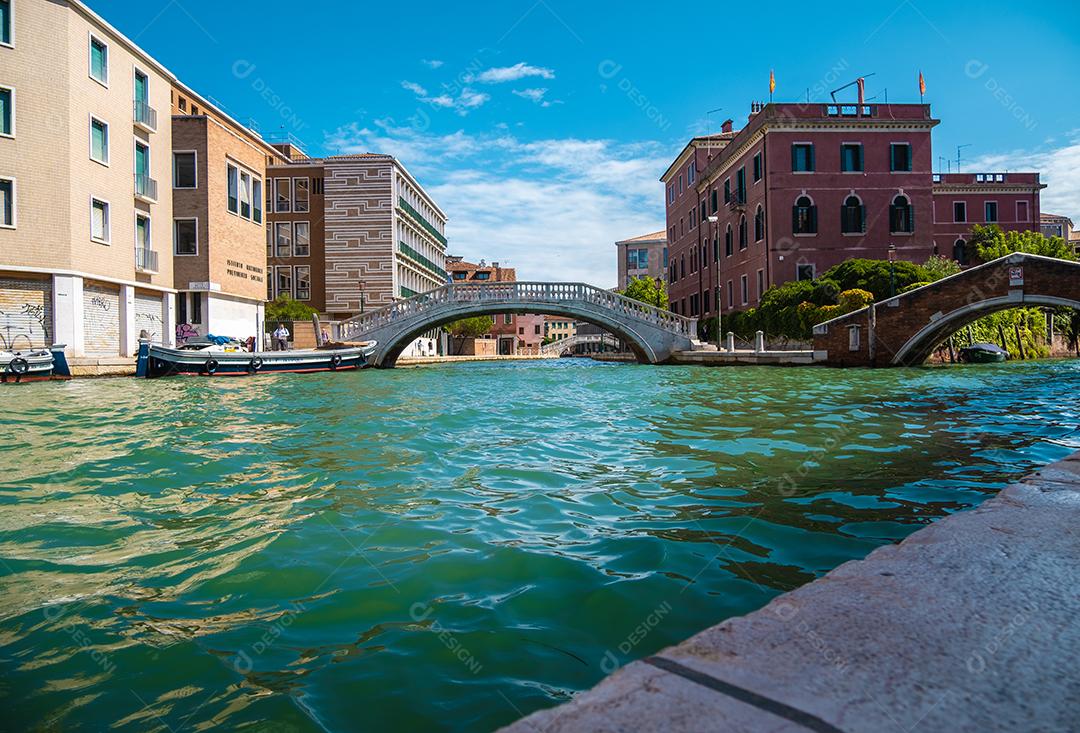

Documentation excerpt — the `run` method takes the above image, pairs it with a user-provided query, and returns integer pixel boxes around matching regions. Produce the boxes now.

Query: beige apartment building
[615,230,668,291]
[170,84,286,346]
[0,0,175,356]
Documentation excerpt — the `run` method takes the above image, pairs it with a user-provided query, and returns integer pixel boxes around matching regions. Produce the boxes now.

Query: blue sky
[99,0,1080,284]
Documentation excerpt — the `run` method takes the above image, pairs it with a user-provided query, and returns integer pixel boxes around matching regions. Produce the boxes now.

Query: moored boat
[958,342,1009,364]
[136,338,375,378]
[1,345,72,383]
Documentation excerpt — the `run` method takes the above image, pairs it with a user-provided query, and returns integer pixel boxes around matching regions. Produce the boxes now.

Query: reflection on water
[1,359,1078,731]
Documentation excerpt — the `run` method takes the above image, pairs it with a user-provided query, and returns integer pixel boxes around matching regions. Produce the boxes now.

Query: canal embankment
[500,449,1080,733]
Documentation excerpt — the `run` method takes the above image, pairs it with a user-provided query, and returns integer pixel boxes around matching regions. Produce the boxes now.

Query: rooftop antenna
[956,143,972,173]
[830,73,877,104]
[705,107,723,135]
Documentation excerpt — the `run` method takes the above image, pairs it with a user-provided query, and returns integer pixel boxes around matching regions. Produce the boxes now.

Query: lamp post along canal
[888,244,897,298]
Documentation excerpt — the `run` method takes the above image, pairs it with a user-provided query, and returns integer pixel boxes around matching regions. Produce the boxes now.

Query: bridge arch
[336,282,696,368]
[893,293,1080,365]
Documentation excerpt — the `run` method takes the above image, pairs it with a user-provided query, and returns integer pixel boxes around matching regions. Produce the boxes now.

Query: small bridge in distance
[540,333,622,357]
[336,282,697,368]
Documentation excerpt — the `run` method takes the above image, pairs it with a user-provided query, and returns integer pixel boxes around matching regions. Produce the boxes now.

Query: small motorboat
[959,342,1009,364]
[136,337,376,378]
[1,345,72,383]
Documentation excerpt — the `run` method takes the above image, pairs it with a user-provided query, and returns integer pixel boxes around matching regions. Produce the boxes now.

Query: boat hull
[1,346,71,383]
[139,343,370,378]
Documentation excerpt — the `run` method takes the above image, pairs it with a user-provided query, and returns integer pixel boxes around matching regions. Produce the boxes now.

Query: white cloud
[511,87,561,107]
[969,136,1080,225]
[399,80,490,116]
[401,80,428,96]
[324,123,666,285]
[421,59,444,69]
[468,62,555,84]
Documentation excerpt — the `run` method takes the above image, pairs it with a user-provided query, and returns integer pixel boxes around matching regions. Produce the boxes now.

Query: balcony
[134,174,158,203]
[135,247,159,274]
[134,101,158,132]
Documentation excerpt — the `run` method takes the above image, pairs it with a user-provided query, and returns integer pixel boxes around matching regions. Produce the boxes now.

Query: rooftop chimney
[856,77,865,106]
[721,119,733,134]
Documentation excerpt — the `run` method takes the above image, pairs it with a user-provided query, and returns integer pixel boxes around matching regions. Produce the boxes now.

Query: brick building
[170,84,286,346]
[661,98,1043,321]
[445,256,543,354]
[615,230,667,290]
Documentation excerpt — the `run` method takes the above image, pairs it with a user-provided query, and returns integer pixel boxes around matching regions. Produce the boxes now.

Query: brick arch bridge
[813,253,1080,367]
[335,282,697,368]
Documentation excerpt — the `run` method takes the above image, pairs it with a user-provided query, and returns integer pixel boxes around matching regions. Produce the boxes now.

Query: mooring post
[726,331,735,353]
[1014,324,1027,360]
[755,330,764,353]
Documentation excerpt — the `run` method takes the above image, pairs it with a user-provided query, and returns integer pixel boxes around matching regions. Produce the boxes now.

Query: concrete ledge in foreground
[499,451,1080,733]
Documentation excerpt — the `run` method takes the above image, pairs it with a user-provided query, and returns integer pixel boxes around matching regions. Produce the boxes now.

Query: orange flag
[919,70,926,96]
[769,70,776,94]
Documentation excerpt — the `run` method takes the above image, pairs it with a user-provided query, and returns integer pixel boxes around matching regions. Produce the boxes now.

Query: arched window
[953,238,967,266]
[739,215,748,249]
[841,195,865,234]
[725,224,733,257]
[889,194,914,234]
[754,205,765,241]
[792,195,817,234]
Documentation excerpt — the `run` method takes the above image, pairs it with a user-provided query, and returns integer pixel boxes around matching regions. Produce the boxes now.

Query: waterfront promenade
[501,449,1080,732]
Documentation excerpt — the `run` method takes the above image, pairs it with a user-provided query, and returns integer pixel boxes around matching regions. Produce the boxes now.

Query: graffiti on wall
[176,323,200,344]
[0,304,50,351]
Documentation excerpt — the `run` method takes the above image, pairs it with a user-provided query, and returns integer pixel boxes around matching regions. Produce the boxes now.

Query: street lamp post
[887,244,897,298]
[707,214,720,349]
[654,276,663,309]
[359,280,366,314]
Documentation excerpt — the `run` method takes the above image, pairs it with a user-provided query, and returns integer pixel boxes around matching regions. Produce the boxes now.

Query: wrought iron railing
[338,282,697,342]
[134,101,158,131]
[134,174,158,201]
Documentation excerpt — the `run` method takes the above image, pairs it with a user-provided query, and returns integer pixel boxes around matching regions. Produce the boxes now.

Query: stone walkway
[500,451,1080,732]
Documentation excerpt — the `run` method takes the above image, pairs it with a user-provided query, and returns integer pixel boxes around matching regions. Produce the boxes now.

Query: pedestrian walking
[273,323,290,351]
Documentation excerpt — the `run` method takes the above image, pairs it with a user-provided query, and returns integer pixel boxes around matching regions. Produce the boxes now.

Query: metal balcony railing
[134,101,158,131]
[134,174,158,202]
[135,247,158,273]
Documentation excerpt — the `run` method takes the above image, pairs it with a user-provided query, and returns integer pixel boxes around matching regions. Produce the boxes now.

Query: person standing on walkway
[273,323,290,351]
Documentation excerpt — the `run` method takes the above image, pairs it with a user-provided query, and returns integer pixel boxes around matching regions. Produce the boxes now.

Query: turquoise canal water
[2,359,1079,731]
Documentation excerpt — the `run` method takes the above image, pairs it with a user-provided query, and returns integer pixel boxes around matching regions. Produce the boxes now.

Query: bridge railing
[540,333,620,355]
[337,282,696,341]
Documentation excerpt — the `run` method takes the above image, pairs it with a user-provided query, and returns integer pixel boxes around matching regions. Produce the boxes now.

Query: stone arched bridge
[813,253,1080,366]
[540,333,621,356]
[336,282,697,367]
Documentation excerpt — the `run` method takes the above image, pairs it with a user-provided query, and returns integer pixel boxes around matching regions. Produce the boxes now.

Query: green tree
[819,258,929,300]
[969,224,1077,262]
[922,254,963,282]
[445,316,495,355]
[265,294,318,322]
[622,276,669,309]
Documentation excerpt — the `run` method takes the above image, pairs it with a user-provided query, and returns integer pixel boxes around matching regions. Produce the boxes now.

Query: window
[134,69,149,113]
[702,288,710,313]
[474,271,491,280]
[735,167,746,203]
[724,179,731,203]
[173,152,196,188]
[688,161,696,184]
[739,215,747,249]
[253,179,263,223]
[889,194,914,234]
[663,247,668,268]
[174,218,197,255]
[0,0,10,46]
[1017,200,1029,222]
[725,225,733,256]
[740,274,749,305]
[90,117,108,164]
[227,164,238,214]
[135,213,150,249]
[984,201,998,223]
[275,222,291,257]
[754,205,765,241]
[953,238,967,265]
[841,195,865,234]
[793,195,817,234]
[295,266,311,300]
[190,293,202,325]
[710,189,718,213]
[792,143,814,172]
[89,35,108,85]
[275,178,291,212]
[678,174,683,193]
[294,178,310,212]
[797,264,815,281]
[757,269,765,301]
[294,222,310,256]
[727,280,734,308]
[668,185,674,204]
[504,314,512,325]
[90,198,109,243]
[0,86,12,137]
[178,290,187,325]
[239,171,252,218]
[753,152,762,182]
[0,177,13,228]
[276,266,293,298]
[890,143,912,172]
[452,271,467,280]
[840,143,863,172]
[535,324,542,335]
[953,201,967,223]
